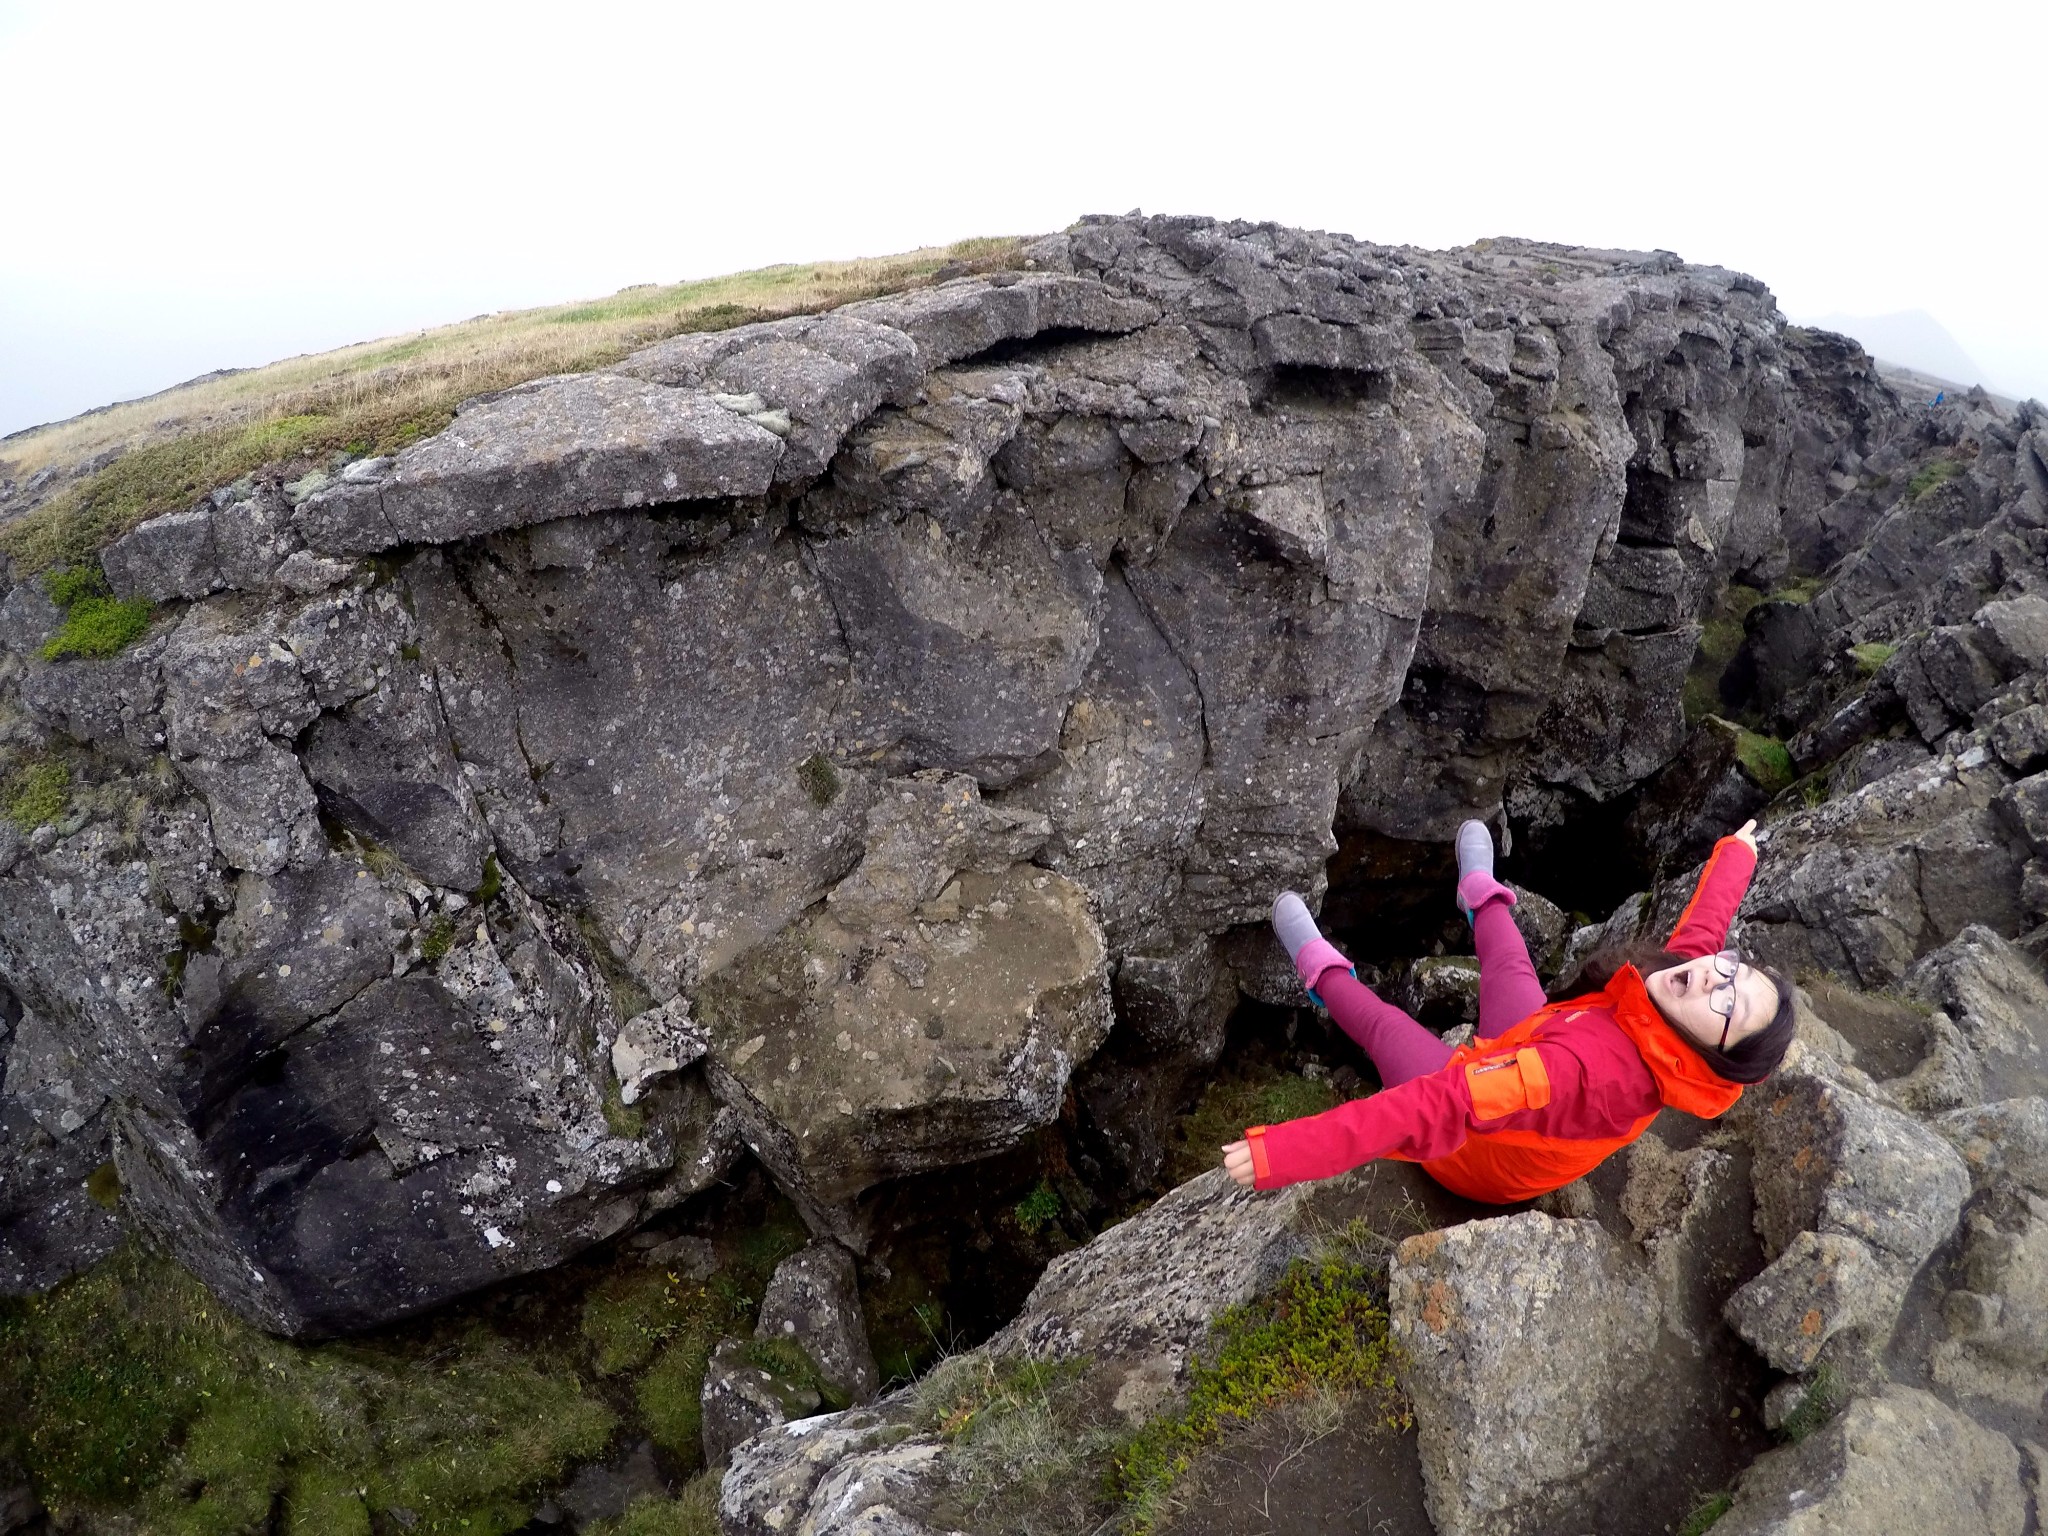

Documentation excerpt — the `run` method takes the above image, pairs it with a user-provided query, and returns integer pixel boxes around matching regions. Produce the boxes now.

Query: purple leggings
[1313,894,1545,1086]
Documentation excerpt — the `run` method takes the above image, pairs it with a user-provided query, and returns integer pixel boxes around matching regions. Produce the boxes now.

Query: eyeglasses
[1708,949,1741,1051]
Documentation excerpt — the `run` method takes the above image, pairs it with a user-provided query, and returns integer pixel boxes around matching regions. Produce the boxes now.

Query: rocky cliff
[4,213,2047,1535]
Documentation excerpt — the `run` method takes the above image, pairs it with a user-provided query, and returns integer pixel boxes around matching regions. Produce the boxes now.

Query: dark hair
[1557,941,1796,1085]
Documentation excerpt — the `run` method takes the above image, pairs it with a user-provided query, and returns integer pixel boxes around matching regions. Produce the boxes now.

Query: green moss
[43,564,110,607]
[576,911,657,1022]
[1678,1492,1733,1536]
[475,854,504,904]
[1110,1253,1407,1531]
[1848,641,1896,677]
[1012,1180,1063,1236]
[636,1334,717,1458]
[0,1245,612,1532]
[418,913,458,964]
[1908,457,1963,501]
[85,1161,121,1210]
[1684,584,1767,724]
[744,1337,850,1412]
[1764,576,1828,606]
[582,1269,693,1376]
[601,1083,647,1139]
[1733,729,1796,795]
[1778,1364,1842,1442]
[1165,1067,1339,1186]
[796,751,842,808]
[591,1477,721,1536]
[5,759,71,830]
[37,561,152,661]
[41,594,154,660]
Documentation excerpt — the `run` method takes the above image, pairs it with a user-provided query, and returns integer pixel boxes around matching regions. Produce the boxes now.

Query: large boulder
[1725,1071,1969,1372]
[755,1239,881,1406]
[1387,1212,1662,1536]
[1713,1385,2026,1536]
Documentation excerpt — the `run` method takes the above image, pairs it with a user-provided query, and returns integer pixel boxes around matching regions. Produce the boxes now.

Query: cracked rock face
[0,213,2009,1336]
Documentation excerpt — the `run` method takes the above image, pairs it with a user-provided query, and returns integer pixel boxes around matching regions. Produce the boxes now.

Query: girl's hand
[1222,1140,1256,1189]
[1732,818,1759,853]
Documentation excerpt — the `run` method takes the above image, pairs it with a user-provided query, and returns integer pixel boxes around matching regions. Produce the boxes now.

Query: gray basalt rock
[755,1239,880,1405]
[698,865,1109,1244]
[16,213,2046,1348]
[700,1336,823,1470]
[296,374,787,554]
[1725,1070,1969,1372]
[1928,1190,2048,1412]
[1388,1212,1662,1536]
[1713,1385,2026,1536]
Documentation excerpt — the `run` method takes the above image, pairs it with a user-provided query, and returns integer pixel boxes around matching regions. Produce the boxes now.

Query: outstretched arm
[1664,819,1761,959]
[1222,1041,1566,1190]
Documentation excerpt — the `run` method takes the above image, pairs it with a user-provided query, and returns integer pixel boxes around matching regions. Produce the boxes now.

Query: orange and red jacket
[1243,836,1756,1203]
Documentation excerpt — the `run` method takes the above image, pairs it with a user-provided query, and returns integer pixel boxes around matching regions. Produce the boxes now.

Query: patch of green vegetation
[418,913,459,963]
[796,750,842,808]
[744,1337,851,1412]
[1733,729,1796,795]
[44,563,110,607]
[1165,1066,1339,1187]
[601,1083,647,1140]
[1678,1491,1734,1536]
[4,414,339,574]
[36,565,152,662]
[1908,457,1964,501]
[1111,1253,1408,1532]
[916,1353,1120,1532]
[1848,640,1896,677]
[41,594,153,660]
[1778,1364,1842,1443]
[1013,1179,1063,1236]
[1685,584,1768,724]
[0,1244,613,1534]
[578,1216,807,1464]
[5,240,1027,575]
[4,758,71,830]
[85,1161,121,1210]
[591,1476,721,1536]
[576,911,657,1022]
[474,853,504,904]
[1763,575,1828,606]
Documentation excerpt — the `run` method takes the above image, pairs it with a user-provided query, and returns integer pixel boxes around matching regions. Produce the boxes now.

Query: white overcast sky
[3,0,2044,442]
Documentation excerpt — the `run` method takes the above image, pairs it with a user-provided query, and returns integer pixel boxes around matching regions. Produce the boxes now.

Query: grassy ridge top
[0,235,1024,573]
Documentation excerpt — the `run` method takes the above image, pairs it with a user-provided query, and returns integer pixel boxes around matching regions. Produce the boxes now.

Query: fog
[3,0,2043,440]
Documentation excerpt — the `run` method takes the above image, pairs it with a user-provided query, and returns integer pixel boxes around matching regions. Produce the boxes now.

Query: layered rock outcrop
[0,213,2019,1351]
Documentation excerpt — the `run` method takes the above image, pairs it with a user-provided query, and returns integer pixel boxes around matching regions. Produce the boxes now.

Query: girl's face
[1647,951,1780,1056]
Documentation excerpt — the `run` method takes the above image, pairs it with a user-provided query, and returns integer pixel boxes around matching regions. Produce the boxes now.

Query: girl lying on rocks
[1221,818,1795,1201]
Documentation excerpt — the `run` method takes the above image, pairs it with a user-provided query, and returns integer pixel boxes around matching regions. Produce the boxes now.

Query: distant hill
[1801,309,1994,393]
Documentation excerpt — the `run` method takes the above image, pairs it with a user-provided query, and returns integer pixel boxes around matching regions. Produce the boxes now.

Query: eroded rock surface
[4,214,2045,1364]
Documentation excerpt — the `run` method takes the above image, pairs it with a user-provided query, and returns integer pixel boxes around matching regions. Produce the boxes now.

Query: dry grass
[0,235,1026,572]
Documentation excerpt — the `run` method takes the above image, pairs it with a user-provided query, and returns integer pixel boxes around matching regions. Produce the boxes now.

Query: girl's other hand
[1732,819,1759,853]
[1222,1140,1256,1189]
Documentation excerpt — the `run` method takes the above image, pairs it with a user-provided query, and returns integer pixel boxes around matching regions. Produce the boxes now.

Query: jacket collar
[1600,965,1744,1119]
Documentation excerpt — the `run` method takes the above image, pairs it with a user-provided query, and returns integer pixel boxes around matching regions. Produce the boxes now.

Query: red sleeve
[1663,836,1758,959]
[1242,1060,1484,1189]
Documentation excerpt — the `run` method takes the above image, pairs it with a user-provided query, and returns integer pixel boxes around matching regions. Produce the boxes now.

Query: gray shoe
[1271,892,1322,962]
[1455,819,1495,882]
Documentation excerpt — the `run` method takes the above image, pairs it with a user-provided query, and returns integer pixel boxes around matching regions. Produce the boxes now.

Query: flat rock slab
[296,374,785,554]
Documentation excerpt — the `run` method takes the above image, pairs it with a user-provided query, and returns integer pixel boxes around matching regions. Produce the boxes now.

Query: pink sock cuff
[1458,871,1518,912]
[1294,937,1352,993]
